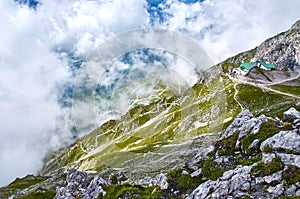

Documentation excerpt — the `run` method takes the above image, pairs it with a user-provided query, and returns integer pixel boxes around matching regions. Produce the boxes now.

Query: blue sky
[0,0,299,186]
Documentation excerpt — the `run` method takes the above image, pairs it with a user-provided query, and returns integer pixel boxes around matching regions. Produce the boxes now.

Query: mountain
[1,21,300,199]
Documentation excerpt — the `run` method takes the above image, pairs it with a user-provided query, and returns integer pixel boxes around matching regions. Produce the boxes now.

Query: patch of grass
[280,196,300,199]
[238,155,261,166]
[241,121,280,155]
[5,175,48,190]
[236,84,295,117]
[67,144,87,163]
[202,158,227,180]
[282,166,300,185]
[167,168,203,195]
[18,190,56,199]
[189,82,209,99]
[115,136,141,149]
[262,145,273,153]
[214,132,239,156]
[270,85,300,97]
[101,120,117,131]
[240,196,251,199]
[222,62,236,73]
[251,156,282,177]
[99,184,162,199]
[0,175,50,199]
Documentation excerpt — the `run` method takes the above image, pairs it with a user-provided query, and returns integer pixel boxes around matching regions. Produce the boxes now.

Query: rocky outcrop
[221,109,268,139]
[188,108,300,199]
[55,169,107,199]
[253,20,300,70]
[132,173,169,190]
[260,130,300,153]
[284,107,300,120]
[187,165,252,199]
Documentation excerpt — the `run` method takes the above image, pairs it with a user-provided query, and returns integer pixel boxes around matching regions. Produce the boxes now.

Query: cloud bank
[0,0,299,186]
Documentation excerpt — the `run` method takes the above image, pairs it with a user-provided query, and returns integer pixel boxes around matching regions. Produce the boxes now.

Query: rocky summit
[1,21,300,199]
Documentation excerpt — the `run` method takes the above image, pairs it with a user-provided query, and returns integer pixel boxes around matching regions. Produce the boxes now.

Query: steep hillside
[216,20,300,73]
[1,21,300,199]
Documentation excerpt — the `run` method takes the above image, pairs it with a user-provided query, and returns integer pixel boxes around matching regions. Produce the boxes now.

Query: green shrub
[100,184,162,199]
[167,168,202,195]
[18,190,56,199]
[214,132,239,156]
[202,158,226,180]
[251,157,282,177]
[282,166,300,185]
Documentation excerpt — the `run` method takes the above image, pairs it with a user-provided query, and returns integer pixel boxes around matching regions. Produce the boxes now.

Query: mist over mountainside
[1,20,300,199]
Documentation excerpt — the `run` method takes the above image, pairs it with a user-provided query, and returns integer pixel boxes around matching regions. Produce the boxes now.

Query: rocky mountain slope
[1,21,300,199]
[215,20,300,73]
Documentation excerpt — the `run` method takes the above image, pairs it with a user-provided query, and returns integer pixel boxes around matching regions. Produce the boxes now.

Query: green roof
[258,61,276,69]
[240,61,276,71]
[240,62,256,70]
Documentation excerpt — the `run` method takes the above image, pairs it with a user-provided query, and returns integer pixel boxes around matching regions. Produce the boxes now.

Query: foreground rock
[260,130,300,153]
[55,169,107,199]
[284,107,300,120]
[187,108,300,199]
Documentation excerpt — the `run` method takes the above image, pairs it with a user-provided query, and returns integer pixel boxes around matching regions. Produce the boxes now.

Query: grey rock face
[253,20,300,70]
[83,176,107,199]
[285,184,298,196]
[284,107,300,120]
[267,184,284,198]
[55,168,89,199]
[262,153,276,164]
[134,173,168,190]
[263,171,282,184]
[249,139,260,149]
[188,108,300,199]
[277,153,300,168]
[55,169,107,199]
[187,165,252,199]
[156,173,168,190]
[187,163,294,199]
[221,109,267,139]
[190,168,202,177]
[260,130,300,153]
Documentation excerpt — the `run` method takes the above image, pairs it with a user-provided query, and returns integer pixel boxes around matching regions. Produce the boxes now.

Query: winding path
[227,68,300,107]
[233,83,244,110]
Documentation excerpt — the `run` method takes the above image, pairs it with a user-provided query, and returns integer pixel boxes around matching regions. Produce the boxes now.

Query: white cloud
[157,0,300,62]
[0,0,149,186]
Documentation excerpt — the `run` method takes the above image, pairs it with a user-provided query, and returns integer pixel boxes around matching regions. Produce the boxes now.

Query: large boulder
[221,109,268,139]
[283,107,300,120]
[187,165,252,199]
[260,130,300,153]
[55,169,107,199]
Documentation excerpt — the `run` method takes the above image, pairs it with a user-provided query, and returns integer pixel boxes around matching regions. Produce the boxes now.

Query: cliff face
[1,21,300,199]
[215,20,300,74]
[253,20,300,70]
[187,108,300,199]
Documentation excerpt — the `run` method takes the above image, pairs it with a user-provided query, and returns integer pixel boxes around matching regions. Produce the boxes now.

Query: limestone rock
[156,173,168,190]
[221,110,267,139]
[55,168,89,199]
[284,107,300,120]
[83,176,107,199]
[260,130,300,153]
[277,153,300,168]
[187,165,252,199]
